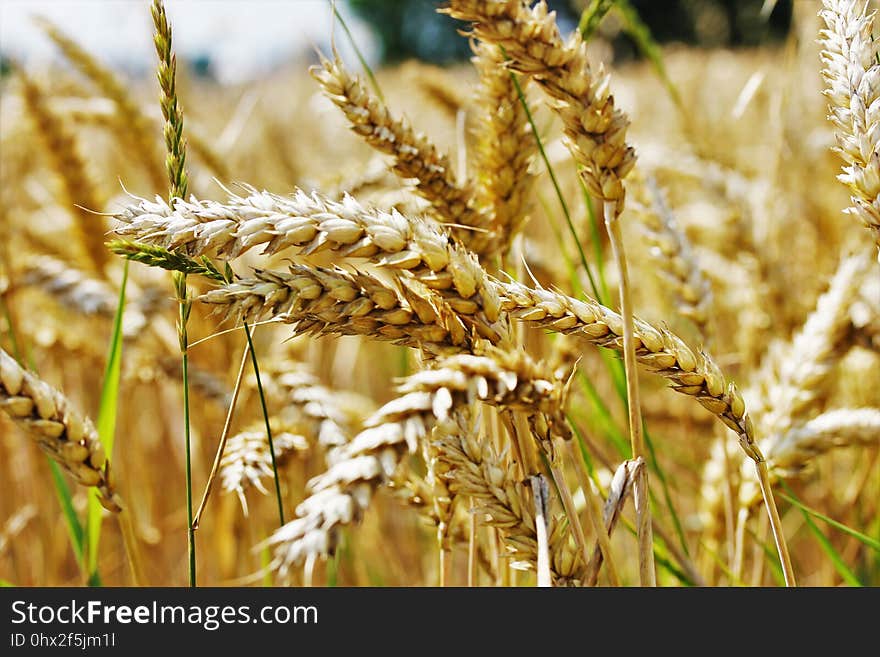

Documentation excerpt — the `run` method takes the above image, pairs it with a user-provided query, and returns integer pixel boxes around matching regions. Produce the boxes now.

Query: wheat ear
[698,250,868,552]
[114,191,755,452]
[472,41,537,259]
[750,250,870,437]
[635,176,713,338]
[152,0,188,201]
[0,348,121,512]
[310,55,491,250]
[820,0,880,257]
[20,256,147,338]
[220,422,309,514]
[200,264,474,357]
[261,348,565,577]
[434,416,584,585]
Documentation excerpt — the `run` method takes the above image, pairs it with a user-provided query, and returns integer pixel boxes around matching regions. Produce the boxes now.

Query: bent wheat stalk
[0,348,121,513]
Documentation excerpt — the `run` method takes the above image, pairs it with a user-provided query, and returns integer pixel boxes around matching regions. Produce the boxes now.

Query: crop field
[0,0,877,587]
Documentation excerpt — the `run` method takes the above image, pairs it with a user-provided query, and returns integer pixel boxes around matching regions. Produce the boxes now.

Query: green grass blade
[580,188,610,305]
[327,550,341,587]
[796,502,862,586]
[616,0,683,109]
[260,544,272,587]
[329,0,383,101]
[642,424,689,557]
[86,261,128,582]
[566,413,595,478]
[600,347,627,403]
[575,370,629,457]
[578,0,616,40]
[779,490,880,553]
[508,61,603,302]
[539,193,581,294]
[48,459,85,568]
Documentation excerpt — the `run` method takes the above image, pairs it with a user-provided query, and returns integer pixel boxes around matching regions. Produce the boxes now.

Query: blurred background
[2,0,793,81]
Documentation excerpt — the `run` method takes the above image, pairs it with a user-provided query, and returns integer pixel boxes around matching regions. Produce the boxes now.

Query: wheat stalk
[585,457,644,585]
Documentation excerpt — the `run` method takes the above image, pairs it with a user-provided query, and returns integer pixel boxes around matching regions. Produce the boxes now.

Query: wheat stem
[604,201,655,586]
[755,461,796,587]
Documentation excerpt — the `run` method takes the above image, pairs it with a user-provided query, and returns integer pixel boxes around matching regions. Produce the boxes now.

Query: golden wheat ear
[0,349,121,513]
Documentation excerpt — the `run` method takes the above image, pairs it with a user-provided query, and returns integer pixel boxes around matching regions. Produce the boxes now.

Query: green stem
[182,347,195,587]
[508,60,603,302]
[329,0,383,101]
[242,322,285,527]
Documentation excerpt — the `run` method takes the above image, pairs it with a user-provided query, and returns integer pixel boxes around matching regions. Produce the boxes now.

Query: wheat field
[0,0,878,588]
